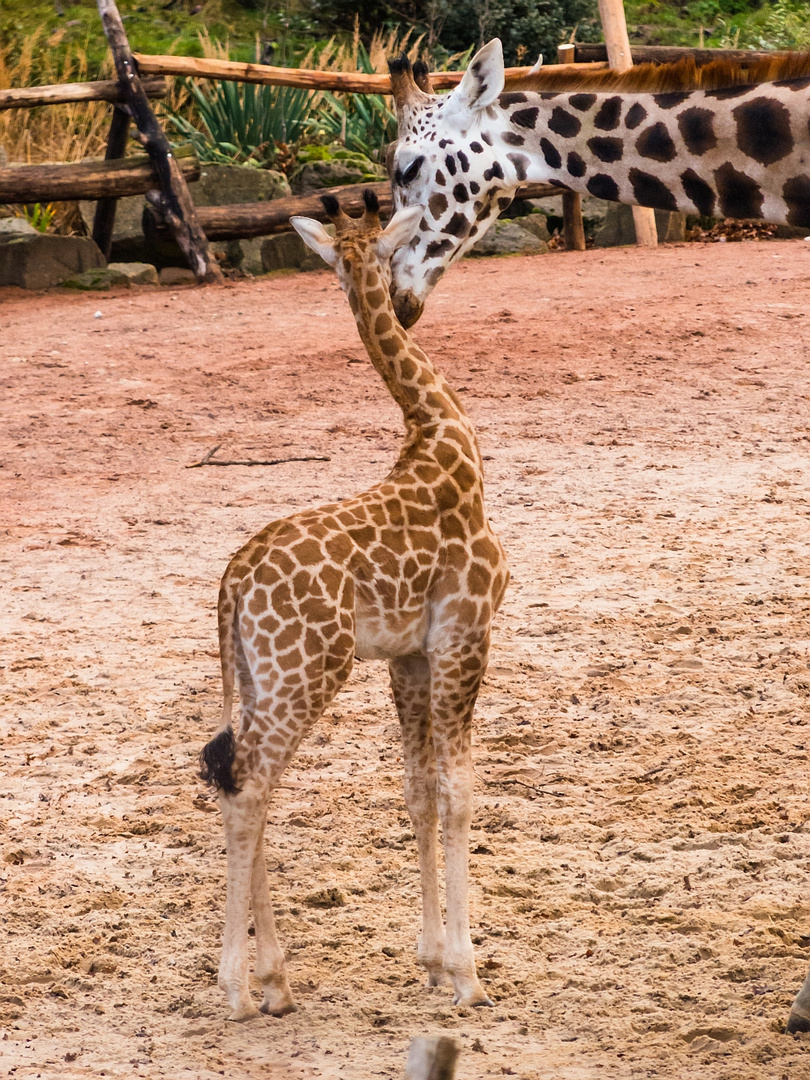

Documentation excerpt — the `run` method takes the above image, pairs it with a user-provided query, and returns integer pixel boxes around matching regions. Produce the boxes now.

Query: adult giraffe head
[387,40,519,327]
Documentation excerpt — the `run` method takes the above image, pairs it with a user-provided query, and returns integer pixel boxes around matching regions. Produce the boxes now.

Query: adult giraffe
[386,41,810,327]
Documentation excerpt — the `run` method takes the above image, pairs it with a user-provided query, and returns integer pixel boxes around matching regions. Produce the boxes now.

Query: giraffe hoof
[227,1004,263,1022]
[260,1000,297,1018]
[453,991,494,1008]
[787,1012,810,1034]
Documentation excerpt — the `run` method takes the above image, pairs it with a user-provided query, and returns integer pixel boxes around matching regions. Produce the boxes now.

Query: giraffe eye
[401,156,424,185]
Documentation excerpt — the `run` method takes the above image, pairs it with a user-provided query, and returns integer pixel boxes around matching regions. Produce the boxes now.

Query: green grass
[0,0,318,82]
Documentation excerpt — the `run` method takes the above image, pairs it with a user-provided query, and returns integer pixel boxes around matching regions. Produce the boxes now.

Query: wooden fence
[1,5,788,282]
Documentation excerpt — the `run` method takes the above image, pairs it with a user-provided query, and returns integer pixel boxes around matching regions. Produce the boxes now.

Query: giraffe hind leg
[389,655,448,989]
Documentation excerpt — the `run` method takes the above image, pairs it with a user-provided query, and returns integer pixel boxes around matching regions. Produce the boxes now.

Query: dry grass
[0,30,112,164]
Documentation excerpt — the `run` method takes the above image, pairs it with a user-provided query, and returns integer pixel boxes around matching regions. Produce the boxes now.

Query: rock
[107,261,159,285]
[466,219,548,258]
[774,223,810,240]
[261,231,330,273]
[192,164,290,206]
[62,266,131,290]
[214,237,266,276]
[289,151,386,196]
[0,217,38,237]
[79,194,147,262]
[593,203,687,247]
[515,214,550,242]
[158,266,197,286]
[0,234,105,290]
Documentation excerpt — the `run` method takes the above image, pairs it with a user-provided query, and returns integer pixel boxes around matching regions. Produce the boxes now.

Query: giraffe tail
[199,572,240,794]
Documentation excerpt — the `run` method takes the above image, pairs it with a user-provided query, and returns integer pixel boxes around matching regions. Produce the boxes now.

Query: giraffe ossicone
[201,188,509,1021]
[387,40,810,326]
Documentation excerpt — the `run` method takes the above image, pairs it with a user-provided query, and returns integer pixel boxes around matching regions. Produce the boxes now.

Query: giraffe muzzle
[392,289,424,329]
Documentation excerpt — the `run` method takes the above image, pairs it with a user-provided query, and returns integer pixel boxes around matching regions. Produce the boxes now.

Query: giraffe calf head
[291,191,423,304]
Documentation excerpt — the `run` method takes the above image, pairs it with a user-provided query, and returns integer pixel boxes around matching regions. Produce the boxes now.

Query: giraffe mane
[504,51,810,94]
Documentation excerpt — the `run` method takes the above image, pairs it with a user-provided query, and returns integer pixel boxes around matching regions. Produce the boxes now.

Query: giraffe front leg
[251,821,296,1017]
[389,655,447,988]
[218,781,269,1021]
[430,646,492,1008]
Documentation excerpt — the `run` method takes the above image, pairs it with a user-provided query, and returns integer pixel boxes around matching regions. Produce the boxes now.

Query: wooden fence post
[597,0,659,248]
[556,45,586,252]
[96,0,223,283]
[92,104,130,260]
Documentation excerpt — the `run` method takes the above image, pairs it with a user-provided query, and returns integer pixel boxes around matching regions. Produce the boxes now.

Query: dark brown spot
[636,122,676,163]
[733,96,794,165]
[568,93,596,111]
[500,92,528,105]
[628,168,678,211]
[678,107,717,156]
[586,174,619,201]
[567,152,587,178]
[587,136,623,163]
[443,212,471,238]
[483,161,504,181]
[782,175,810,227]
[426,239,453,257]
[594,96,622,130]
[714,161,764,219]
[540,138,561,170]
[625,102,647,130]
[445,155,457,176]
[680,168,716,216]
[452,183,469,202]
[502,131,525,146]
[512,106,539,129]
[291,539,322,567]
[653,91,689,109]
[507,153,529,181]
[428,192,448,219]
[374,312,393,335]
[549,107,581,139]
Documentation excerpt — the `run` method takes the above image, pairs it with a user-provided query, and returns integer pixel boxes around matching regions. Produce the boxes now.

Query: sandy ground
[2,239,810,1080]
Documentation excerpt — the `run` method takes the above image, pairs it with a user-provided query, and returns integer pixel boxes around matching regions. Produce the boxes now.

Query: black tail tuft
[412,59,429,81]
[388,53,412,77]
[200,726,239,794]
[362,188,380,214]
[320,193,340,219]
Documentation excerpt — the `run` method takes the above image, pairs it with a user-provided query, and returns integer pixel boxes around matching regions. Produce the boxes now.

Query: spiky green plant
[166,78,319,164]
[308,42,396,161]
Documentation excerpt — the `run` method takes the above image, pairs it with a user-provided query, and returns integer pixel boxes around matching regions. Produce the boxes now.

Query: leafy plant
[18,202,55,232]
[314,90,397,160]
[166,78,319,165]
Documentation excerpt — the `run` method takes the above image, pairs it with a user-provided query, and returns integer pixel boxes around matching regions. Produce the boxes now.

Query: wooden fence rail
[132,53,605,93]
[0,149,200,203]
[146,179,562,243]
[0,77,166,111]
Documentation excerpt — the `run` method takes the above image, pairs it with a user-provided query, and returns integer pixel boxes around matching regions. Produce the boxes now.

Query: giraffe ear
[290,216,339,268]
[376,206,423,261]
[445,39,504,118]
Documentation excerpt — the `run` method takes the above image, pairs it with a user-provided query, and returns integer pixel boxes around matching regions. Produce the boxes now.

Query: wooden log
[92,106,131,260]
[0,151,200,203]
[597,0,658,248]
[146,180,564,242]
[97,0,223,284]
[133,52,606,94]
[0,77,166,111]
[562,191,586,251]
[573,43,783,66]
[405,1037,459,1080]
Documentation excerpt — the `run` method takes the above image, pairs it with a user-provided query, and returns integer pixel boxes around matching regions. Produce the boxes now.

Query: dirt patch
[2,240,810,1079]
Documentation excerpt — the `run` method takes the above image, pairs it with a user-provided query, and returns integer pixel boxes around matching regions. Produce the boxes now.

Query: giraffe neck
[347,270,474,446]
[493,81,810,226]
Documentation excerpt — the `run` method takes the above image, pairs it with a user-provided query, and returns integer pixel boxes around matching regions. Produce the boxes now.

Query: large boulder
[593,203,686,247]
[261,231,330,273]
[467,218,548,258]
[0,234,105,289]
[288,147,386,196]
[0,217,38,237]
[80,165,290,270]
[192,164,290,205]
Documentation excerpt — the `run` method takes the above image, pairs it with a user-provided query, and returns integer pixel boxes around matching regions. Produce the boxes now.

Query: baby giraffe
[201,190,509,1021]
